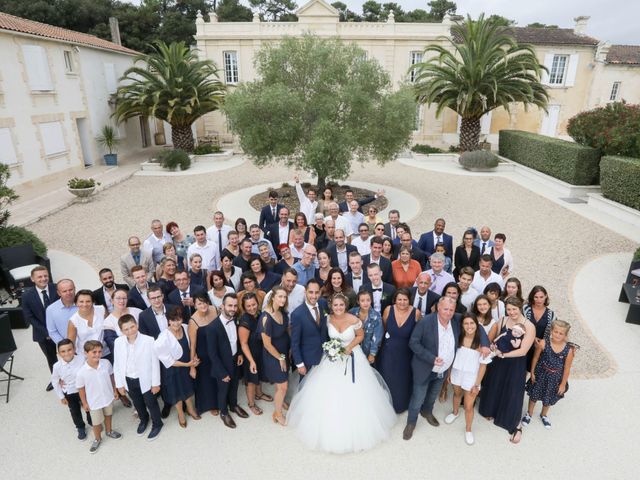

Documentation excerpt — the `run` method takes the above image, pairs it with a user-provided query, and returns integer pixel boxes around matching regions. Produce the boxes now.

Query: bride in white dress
[287,293,397,454]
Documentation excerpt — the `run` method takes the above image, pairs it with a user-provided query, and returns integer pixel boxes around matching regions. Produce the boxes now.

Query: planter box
[190,150,234,162]
[68,186,96,202]
[587,193,640,227]
[104,153,118,166]
[411,153,459,163]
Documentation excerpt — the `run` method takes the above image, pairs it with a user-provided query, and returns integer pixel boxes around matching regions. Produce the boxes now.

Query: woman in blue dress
[377,288,421,413]
[260,286,290,426]
[239,293,273,416]
[155,306,199,428]
[187,293,220,416]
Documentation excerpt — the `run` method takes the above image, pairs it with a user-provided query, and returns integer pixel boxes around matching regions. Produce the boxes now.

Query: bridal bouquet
[322,339,345,362]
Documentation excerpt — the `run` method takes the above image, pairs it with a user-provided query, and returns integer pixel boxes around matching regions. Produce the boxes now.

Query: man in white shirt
[143,219,172,265]
[114,314,162,440]
[188,225,219,271]
[471,255,505,293]
[458,267,479,310]
[206,211,232,259]
[263,269,306,312]
[324,202,352,237]
[350,222,371,256]
[289,229,309,260]
[343,200,365,239]
[294,175,318,226]
[424,253,455,295]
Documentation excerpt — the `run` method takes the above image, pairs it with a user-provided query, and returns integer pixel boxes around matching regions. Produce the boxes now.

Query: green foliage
[414,14,549,151]
[526,22,558,28]
[0,226,48,257]
[193,144,223,154]
[567,102,640,159]
[411,144,444,154]
[499,130,601,185]
[426,0,456,21]
[67,177,99,189]
[634,246,640,261]
[114,41,225,151]
[0,164,19,228]
[600,156,640,210]
[217,0,254,21]
[486,14,516,26]
[459,150,499,169]
[96,125,120,154]
[223,35,415,188]
[331,1,362,22]
[158,149,191,171]
[249,0,297,21]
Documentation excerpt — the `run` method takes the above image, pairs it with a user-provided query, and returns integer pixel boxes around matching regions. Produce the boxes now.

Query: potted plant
[458,150,499,172]
[67,177,100,199]
[96,125,120,166]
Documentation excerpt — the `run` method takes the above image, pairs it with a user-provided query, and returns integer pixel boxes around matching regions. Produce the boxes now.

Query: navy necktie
[218,229,223,258]
[42,289,50,307]
[132,253,140,265]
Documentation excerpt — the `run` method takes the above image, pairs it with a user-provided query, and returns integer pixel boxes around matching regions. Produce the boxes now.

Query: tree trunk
[459,117,482,151]
[316,174,326,191]
[171,124,195,152]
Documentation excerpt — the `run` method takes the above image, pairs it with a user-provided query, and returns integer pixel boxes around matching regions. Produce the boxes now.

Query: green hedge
[498,130,601,185]
[600,156,640,211]
[0,226,48,257]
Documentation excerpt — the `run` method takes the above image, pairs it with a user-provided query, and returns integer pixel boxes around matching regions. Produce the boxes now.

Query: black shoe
[137,420,149,436]
[221,414,236,429]
[421,411,440,427]
[46,383,54,392]
[403,424,415,440]
[232,405,249,419]
[77,428,87,441]
[161,404,172,419]
[147,425,162,441]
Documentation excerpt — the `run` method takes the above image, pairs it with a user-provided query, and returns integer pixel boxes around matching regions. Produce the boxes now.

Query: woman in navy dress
[523,285,557,370]
[260,286,290,426]
[155,306,199,427]
[377,289,420,413]
[239,293,273,416]
[478,297,535,443]
[249,257,281,292]
[187,293,220,416]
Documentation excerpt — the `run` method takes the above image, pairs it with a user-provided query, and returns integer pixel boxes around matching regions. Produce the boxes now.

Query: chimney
[573,16,590,36]
[109,17,121,46]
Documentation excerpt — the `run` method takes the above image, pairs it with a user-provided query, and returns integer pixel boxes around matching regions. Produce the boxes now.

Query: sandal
[509,427,522,444]
[248,404,263,415]
[256,393,273,402]
[282,401,289,411]
[210,409,220,416]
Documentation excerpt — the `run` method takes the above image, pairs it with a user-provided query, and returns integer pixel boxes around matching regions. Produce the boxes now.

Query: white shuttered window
[22,45,53,91]
[39,122,67,156]
[0,128,18,165]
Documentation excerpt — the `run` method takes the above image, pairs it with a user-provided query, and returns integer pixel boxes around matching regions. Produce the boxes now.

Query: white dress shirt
[278,224,290,246]
[102,287,115,313]
[433,319,455,373]
[335,245,348,273]
[220,314,238,356]
[295,182,318,226]
[75,359,114,410]
[51,354,85,399]
[206,224,232,250]
[460,287,480,310]
[113,333,161,393]
[351,236,371,256]
[262,284,306,312]
[370,282,384,313]
[325,214,352,237]
[344,211,365,237]
[413,291,429,316]
[143,232,172,265]
[471,270,505,293]
[153,307,168,334]
[187,241,220,271]
[350,271,364,293]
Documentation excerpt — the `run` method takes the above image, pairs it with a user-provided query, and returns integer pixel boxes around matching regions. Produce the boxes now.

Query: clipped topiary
[411,144,444,154]
[459,150,499,171]
[0,225,48,257]
[158,149,191,171]
[193,144,223,155]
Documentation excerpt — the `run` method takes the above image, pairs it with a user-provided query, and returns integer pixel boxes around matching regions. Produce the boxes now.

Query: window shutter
[22,45,53,91]
[39,122,66,156]
[541,53,554,86]
[0,128,18,165]
[104,63,117,94]
[565,54,579,87]
[480,111,493,134]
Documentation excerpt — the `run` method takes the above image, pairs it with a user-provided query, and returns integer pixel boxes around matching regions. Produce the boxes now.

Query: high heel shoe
[186,411,201,420]
[272,412,286,426]
[179,418,187,428]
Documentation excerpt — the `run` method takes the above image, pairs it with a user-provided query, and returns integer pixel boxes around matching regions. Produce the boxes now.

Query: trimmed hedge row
[498,130,601,185]
[600,155,640,211]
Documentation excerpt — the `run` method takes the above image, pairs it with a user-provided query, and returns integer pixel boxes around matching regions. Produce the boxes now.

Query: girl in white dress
[444,312,488,445]
[287,293,396,454]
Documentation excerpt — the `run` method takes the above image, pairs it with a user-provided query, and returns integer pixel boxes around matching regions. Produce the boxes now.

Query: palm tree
[413,14,549,151]
[114,41,225,152]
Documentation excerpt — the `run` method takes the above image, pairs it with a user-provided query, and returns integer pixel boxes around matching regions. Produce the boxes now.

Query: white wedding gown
[287,320,397,454]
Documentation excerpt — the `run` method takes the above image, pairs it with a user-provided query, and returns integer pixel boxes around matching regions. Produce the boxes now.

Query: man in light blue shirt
[293,245,317,286]
[46,279,78,344]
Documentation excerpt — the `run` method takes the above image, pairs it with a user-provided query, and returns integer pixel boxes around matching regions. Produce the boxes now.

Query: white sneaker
[444,413,459,424]
[465,431,474,445]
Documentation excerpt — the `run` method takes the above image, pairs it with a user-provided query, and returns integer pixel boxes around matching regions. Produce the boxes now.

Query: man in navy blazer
[204,293,248,428]
[21,266,59,389]
[326,229,358,273]
[360,264,396,315]
[138,286,168,340]
[92,267,128,313]
[290,280,329,376]
[266,207,295,255]
[409,273,441,316]
[127,266,156,310]
[337,188,380,213]
[258,191,285,232]
[404,297,490,440]
[362,236,392,283]
[167,270,205,322]
[418,218,453,260]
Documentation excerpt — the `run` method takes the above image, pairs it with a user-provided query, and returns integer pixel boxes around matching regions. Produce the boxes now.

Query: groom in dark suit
[204,293,248,428]
[21,265,59,390]
[290,279,329,376]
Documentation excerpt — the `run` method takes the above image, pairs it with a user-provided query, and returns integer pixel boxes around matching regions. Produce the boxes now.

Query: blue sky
[126,0,640,44]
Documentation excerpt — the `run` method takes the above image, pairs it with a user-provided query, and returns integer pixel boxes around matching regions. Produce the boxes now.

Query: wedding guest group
[24,175,577,455]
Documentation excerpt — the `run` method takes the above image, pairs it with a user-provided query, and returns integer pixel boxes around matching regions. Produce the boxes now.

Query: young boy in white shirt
[76,340,122,454]
[51,339,92,440]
